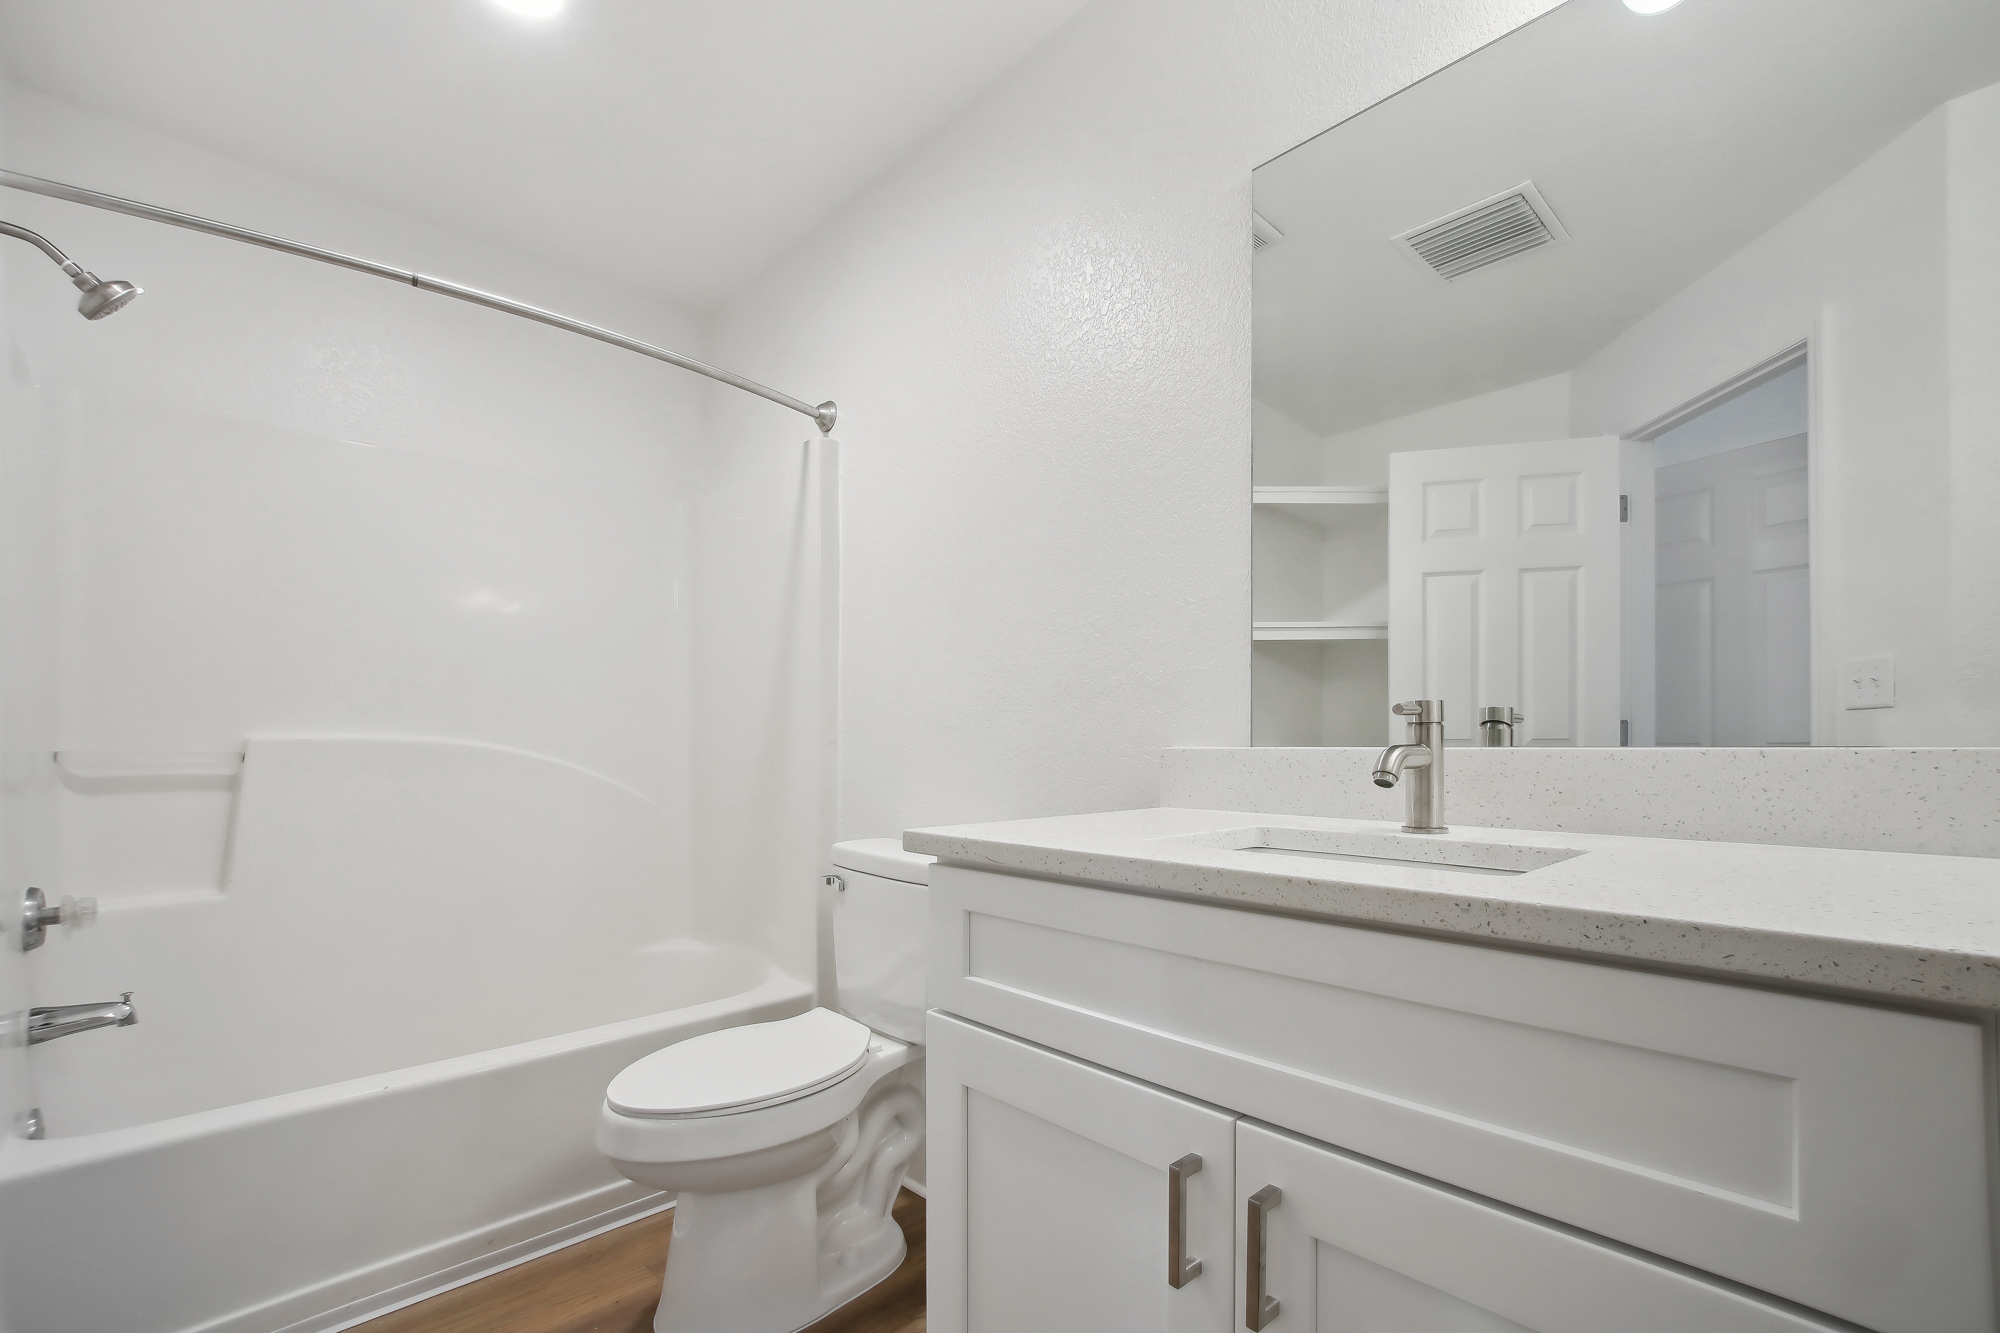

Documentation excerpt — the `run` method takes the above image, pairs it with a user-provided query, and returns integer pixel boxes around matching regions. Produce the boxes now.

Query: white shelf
[1253,486,1388,506]
[1253,622,1389,642]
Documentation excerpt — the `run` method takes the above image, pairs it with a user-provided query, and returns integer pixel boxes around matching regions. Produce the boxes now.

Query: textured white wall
[697,0,1565,924]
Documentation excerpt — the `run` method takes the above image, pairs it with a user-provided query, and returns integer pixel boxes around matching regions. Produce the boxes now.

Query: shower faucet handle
[20,887,98,952]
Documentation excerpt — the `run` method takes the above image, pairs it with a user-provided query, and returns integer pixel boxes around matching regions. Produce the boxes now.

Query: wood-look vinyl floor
[354,1189,925,1333]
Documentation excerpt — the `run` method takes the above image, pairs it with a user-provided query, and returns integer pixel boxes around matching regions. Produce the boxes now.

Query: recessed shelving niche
[1251,480,1389,746]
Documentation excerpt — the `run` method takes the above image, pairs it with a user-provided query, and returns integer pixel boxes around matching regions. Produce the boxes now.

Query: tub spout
[29,992,136,1045]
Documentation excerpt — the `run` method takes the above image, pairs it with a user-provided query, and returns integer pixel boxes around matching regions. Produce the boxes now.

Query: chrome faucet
[29,992,136,1045]
[1373,699,1446,834]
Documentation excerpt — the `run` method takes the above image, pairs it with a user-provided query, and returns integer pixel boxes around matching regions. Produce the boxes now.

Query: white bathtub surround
[1163,746,2000,858]
[32,735,749,1136]
[905,806,2000,1007]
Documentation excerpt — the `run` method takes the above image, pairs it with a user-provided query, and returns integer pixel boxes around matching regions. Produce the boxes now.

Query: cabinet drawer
[930,865,1994,1333]
[1237,1120,1844,1332]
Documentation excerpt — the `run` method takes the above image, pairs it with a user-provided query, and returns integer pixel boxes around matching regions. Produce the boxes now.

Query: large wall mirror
[1250,0,2000,748]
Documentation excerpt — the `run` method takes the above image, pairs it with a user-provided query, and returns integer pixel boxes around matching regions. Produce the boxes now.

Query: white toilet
[597,839,932,1333]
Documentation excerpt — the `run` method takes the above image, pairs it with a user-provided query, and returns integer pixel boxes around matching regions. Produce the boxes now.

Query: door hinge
[1619,494,1629,523]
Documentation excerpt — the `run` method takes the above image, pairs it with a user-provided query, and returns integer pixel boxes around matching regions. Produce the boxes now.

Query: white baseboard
[205,1166,920,1333]
[316,1194,675,1333]
[198,1185,672,1333]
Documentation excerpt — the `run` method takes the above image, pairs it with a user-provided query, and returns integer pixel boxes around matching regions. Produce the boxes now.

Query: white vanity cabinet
[925,864,1997,1333]
[929,1017,1845,1333]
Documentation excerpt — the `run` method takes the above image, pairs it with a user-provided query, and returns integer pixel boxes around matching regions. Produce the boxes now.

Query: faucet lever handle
[1392,699,1443,723]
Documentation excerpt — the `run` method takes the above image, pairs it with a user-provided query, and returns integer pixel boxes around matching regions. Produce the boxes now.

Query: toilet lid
[607,1008,873,1118]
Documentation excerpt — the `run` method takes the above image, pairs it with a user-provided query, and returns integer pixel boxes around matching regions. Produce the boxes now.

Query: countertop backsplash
[1161,748,2000,858]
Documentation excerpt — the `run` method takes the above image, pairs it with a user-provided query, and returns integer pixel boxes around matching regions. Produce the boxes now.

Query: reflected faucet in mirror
[1374,699,1446,834]
[1479,708,1524,748]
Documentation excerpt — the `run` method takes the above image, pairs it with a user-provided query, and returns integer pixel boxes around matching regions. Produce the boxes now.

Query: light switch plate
[1843,654,1895,709]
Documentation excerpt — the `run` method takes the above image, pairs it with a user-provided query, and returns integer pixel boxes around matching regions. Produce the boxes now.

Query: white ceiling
[0,0,1091,310]
[1253,0,2000,436]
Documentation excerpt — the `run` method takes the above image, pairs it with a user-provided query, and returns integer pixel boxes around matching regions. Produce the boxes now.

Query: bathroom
[0,0,1996,1330]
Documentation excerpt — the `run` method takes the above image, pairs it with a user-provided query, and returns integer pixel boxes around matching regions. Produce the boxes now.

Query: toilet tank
[830,839,933,1045]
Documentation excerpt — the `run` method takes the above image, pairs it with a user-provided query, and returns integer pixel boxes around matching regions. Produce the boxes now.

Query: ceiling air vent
[1393,181,1568,281]
[1252,210,1284,251]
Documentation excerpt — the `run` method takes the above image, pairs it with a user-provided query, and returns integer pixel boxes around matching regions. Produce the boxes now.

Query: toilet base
[811,1192,910,1319]
[646,1084,924,1333]
[651,1182,908,1333]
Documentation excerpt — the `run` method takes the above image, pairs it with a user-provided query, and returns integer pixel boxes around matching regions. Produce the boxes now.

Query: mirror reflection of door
[1650,365,1811,746]
[1386,437,1628,747]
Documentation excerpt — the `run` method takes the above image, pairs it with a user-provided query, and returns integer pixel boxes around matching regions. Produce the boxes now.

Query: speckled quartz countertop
[903,807,2000,1009]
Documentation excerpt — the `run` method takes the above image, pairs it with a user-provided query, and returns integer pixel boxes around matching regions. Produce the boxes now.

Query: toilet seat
[607,1007,873,1119]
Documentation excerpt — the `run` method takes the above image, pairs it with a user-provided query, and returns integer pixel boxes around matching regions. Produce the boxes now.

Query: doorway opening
[1633,353,1811,746]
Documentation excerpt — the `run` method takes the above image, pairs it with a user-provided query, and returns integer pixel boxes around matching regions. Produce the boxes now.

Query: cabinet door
[928,1012,1237,1333]
[1235,1121,1841,1333]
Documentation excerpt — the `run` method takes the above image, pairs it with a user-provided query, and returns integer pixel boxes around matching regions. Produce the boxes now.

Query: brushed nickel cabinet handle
[1246,1184,1282,1330]
[1168,1153,1204,1288]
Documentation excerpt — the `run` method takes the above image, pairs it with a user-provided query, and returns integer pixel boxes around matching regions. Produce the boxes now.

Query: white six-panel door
[1388,439,1623,746]
[927,1012,1237,1333]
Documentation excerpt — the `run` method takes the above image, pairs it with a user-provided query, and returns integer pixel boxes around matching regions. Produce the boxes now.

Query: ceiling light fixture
[1623,0,1686,13]
[490,0,564,18]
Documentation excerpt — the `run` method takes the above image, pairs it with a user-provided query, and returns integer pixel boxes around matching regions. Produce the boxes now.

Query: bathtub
[0,968,810,1333]
[0,735,813,1332]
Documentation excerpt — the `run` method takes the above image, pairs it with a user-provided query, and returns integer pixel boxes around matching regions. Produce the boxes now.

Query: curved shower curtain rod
[0,169,837,435]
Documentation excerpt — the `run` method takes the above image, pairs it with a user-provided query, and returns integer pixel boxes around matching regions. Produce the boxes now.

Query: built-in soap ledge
[55,750,245,779]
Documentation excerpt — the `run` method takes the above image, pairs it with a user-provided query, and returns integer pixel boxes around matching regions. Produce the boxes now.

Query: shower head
[0,218,141,319]
[74,274,140,320]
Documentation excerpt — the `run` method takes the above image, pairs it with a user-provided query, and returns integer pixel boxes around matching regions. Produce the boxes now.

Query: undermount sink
[1156,826,1584,877]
